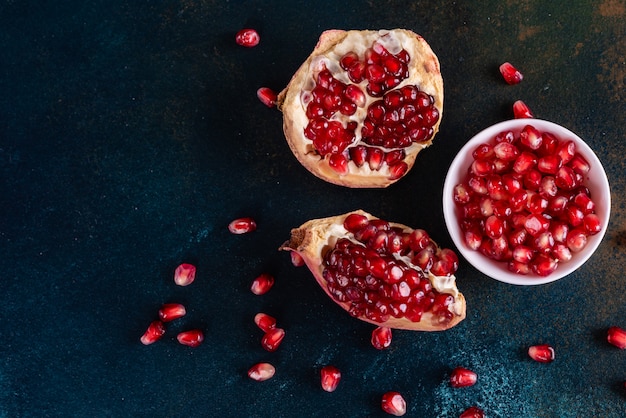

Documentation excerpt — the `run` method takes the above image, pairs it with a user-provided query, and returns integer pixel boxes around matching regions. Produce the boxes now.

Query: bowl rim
[442,119,611,285]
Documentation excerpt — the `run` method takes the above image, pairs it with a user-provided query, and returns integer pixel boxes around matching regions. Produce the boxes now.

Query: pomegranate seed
[499,62,523,85]
[254,312,277,332]
[381,391,407,416]
[569,153,590,175]
[513,100,533,118]
[566,228,587,252]
[248,362,275,381]
[251,273,275,295]
[449,367,478,388]
[371,326,392,350]
[555,166,578,190]
[494,142,520,161]
[158,303,186,322]
[388,162,408,180]
[261,327,285,352]
[257,87,277,108]
[235,28,260,47]
[528,344,555,362]
[513,152,537,173]
[228,217,257,234]
[520,125,543,150]
[484,215,504,239]
[320,365,342,392]
[329,153,349,175]
[557,140,576,163]
[174,263,196,286]
[140,320,166,345]
[537,155,561,175]
[552,243,572,262]
[177,329,204,347]
[460,406,485,418]
[531,254,558,276]
[290,251,305,267]
[583,213,601,234]
[607,326,626,349]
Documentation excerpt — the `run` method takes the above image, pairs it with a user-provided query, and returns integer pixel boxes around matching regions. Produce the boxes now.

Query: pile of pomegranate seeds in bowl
[442,119,611,285]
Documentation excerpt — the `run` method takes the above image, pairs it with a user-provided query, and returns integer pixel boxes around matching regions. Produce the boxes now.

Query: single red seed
[320,365,342,392]
[519,125,543,150]
[228,217,257,234]
[158,303,187,322]
[450,367,478,388]
[583,213,601,234]
[177,329,204,347]
[371,326,392,350]
[607,326,626,349]
[140,320,166,345]
[235,28,260,47]
[566,228,587,252]
[290,251,305,267]
[460,406,485,418]
[254,312,277,332]
[381,391,406,416]
[251,273,275,295]
[528,344,555,362]
[248,362,276,381]
[499,62,524,85]
[174,263,196,286]
[328,153,349,175]
[261,327,285,352]
[257,87,277,108]
[513,100,533,118]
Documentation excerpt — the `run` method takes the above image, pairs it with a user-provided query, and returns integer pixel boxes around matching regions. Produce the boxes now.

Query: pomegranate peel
[277,29,444,188]
[280,210,466,331]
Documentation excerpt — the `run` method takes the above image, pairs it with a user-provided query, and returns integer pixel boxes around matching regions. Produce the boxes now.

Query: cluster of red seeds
[453,125,601,276]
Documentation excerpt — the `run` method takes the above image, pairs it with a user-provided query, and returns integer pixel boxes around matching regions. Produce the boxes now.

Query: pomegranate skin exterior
[277,29,444,188]
[280,210,466,331]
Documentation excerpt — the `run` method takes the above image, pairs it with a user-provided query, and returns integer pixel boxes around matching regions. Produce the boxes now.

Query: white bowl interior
[442,119,611,285]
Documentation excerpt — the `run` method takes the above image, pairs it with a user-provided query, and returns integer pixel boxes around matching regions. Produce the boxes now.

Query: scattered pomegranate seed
[290,251,305,267]
[459,406,485,418]
[248,362,276,381]
[371,326,392,350]
[257,87,277,108]
[140,320,166,345]
[254,312,277,332]
[261,327,285,352]
[528,344,555,362]
[174,263,196,286]
[450,366,478,388]
[381,391,407,416]
[158,303,187,322]
[499,62,523,85]
[176,329,204,347]
[513,100,533,119]
[320,365,342,392]
[228,217,257,234]
[235,28,260,47]
[607,326,626,349]
[250,273,275,295]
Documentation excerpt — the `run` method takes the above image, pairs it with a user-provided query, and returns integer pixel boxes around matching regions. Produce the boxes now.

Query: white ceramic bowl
[442,119,611,285]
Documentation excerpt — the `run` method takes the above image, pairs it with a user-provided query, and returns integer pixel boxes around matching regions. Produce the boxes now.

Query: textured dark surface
[1,1,626,417]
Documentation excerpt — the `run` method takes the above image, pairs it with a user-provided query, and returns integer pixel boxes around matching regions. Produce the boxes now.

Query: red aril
[460,406,485,418]
[140,320,166,345]
[528,344,555,362]
[320,365,342,392]
[235,28,260,47]
[449,367,477,388]
[257,87,277,108]
[248,362,276,381]
[277,29,444,188]
[499,62,523,85]
[251,273,275,295]
[371,326,393,349]
[290,251,305,267]
[254,312,277,332]
[381,391,407,416]
[174,263,196,286]
[158,303,186,322]
[261,327,285,352]
[177,329,204,347]
[280,210,466,331]
[228,217,257,234]
[607,326,626,349]
[513,100,533,118]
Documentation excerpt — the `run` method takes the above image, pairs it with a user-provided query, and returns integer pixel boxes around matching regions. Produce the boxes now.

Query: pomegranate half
[277,29,444,188]
[280,210,465,331]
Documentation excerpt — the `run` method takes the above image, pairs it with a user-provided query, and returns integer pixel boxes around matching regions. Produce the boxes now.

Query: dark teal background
[1,1,625,416]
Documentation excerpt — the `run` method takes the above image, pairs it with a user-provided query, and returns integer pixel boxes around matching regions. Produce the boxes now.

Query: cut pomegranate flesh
[453,125,601,277]
[320,365,342,392]
[235,28,260,47]
[140,320,166,345]
[248,362,276,381]
[528,344,555,362]
[278,29,444,188]
[449,366,478,387]
[381,391,407,416]
[280,210,466,331]
[174,263,196,286]
[607,326,626,349]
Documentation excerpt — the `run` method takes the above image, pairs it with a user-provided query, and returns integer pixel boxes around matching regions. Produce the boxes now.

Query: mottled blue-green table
[1,1,625,416]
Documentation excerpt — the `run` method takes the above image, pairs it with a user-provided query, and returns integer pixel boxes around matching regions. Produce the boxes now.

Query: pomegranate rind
[277,29,444,188]
[280,210,466,331]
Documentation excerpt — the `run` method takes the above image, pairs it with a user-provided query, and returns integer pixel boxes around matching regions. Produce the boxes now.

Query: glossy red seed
[450,367,478,388]
[569,153,590,175]
[261,327,285,352]
[174,263,196,286]
[531,254,558,276]
[320,365,342,392]
[513,152,537,173]
[235,28,260,47]
[528,344,555,362]
[520,125,543,150]
[177,329,204,347]
[251,273,275,295]
[371,326,392,350]
[607,326,626,349]
[513,100,533,118]
[583,213,601,234]
[381,391,407,416]
[290,251,305,267]
[329,153,349,175]
[257,87,277,108]
[499,62,523,84]
[537,155,561,174]
[158,303,187,322]
[566,228,587,252]
[484,215,504,239]
[140,320,166,345]
[254,312,277,332]
[248,362,276,381]
[460,406,485,418]
[228,217,257,234]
